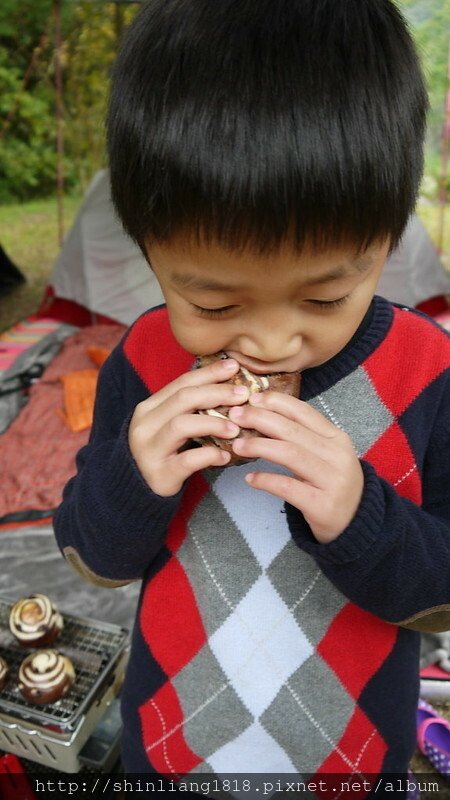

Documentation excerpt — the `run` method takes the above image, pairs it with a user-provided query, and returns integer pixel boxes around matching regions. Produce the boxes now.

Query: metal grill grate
[0,598,128,732]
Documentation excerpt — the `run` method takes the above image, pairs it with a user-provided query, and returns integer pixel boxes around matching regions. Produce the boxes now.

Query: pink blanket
[0,325,125,526]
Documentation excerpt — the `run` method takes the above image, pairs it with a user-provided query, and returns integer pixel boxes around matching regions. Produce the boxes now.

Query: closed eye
[193,295,350,318]
[193,305,237,318]
[308,295,349,309]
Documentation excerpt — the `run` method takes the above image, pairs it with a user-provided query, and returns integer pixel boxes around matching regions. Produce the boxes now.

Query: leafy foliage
[63,3,137,192]
[0,46,58,202]
[399,0,449,156]
[0,1,447,202]
[0,2,137,201]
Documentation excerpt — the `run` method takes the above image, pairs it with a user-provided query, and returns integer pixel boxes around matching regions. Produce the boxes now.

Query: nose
[236,311,302,364]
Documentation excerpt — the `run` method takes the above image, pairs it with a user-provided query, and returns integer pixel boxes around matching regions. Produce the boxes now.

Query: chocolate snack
[193,352,301,465]
[9,594,64,647]
[18,649,75,705]
[0,656,8,691]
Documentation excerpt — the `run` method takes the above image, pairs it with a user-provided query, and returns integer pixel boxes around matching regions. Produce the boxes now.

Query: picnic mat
[0,324,125,527]
[0,317,62,376]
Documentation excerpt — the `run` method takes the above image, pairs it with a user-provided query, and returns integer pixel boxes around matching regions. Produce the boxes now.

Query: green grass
[0,195,82,332]
[0,195,448,334]
[0,195,83,261]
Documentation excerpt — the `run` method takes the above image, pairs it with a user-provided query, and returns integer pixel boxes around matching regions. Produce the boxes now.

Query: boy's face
[147,235,389,373]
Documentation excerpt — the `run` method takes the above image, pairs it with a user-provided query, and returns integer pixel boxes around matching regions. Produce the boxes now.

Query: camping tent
[39,170,164,326]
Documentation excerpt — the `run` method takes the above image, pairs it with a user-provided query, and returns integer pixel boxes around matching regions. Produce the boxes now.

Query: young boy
[54,0,450,792]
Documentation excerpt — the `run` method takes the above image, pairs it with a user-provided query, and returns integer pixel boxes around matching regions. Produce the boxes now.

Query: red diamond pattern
[318,603,398,700]
[124,306,193,392]
[364,307,450,416]
[166,472,209,554]
[140,556,207,678]
[139,681,202,777]
[316,707,387,796]
[364,421,422,503]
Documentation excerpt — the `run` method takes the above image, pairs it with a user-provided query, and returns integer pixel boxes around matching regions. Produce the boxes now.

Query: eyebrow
[169,253,375,292]
[302,254,374,287]
[170,273,238,291]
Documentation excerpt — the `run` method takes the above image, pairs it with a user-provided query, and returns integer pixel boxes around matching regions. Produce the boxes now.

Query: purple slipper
[417,703,450,776]
[417,698,441,726]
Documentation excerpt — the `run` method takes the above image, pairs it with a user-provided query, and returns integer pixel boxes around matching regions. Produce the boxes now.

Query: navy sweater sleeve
[53,344,182,585]
[287,384,450,632]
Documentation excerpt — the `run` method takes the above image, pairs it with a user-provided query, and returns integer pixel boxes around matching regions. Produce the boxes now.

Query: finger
[156,446,231,495]
[228,404,339,465]
[248,391,340,437]
[231,435,332,487]
[245,468,362,542]
[134,378,253,431]
[153,413,240,454]
[173,382,250,413]
[245,469,322,510]
[141,357,240,411]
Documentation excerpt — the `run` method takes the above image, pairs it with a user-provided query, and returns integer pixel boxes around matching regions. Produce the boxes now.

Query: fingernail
[226,422,240,435]
[223,359,238,370]
[233,385,248,396]
[249,392,263,403]
[229,406,243,419]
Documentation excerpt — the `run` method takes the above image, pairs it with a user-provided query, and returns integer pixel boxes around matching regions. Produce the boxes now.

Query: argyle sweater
[54,296,450,790]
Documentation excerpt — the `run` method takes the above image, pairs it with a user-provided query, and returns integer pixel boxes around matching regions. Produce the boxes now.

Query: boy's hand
[228,391,364,544]
[128,359,249,497]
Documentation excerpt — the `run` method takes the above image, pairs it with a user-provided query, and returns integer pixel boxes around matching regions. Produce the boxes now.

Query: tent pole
[54,0,65,247]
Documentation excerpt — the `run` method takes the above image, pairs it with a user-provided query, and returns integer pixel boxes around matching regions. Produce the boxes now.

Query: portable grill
[0,597,129,772]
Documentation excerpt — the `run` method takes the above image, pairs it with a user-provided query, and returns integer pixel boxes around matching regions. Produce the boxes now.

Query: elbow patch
[397,606,450,633]
[63,546,138,588]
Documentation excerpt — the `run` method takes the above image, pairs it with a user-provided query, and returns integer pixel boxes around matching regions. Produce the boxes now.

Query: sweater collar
[301,295,393,400]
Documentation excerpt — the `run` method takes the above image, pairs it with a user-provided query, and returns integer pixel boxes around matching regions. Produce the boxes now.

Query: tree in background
[64,2,137,194]
[399,0,449,198]
[0,0,58,201]
[0,1,137,202]
[0,0,447,203]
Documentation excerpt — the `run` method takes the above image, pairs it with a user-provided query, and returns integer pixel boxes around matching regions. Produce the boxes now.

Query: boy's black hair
[107,0,428,256]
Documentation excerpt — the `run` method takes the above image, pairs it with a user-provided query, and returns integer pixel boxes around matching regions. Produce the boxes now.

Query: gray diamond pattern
[267,540,347,646]
[309,366,393,456]
[173,644,253,758]
[261,654,355,772]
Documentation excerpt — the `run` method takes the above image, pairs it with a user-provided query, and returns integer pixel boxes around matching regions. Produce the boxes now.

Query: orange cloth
[59,369,99,433]
[58,346,111,432]
[86,345,110,368]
